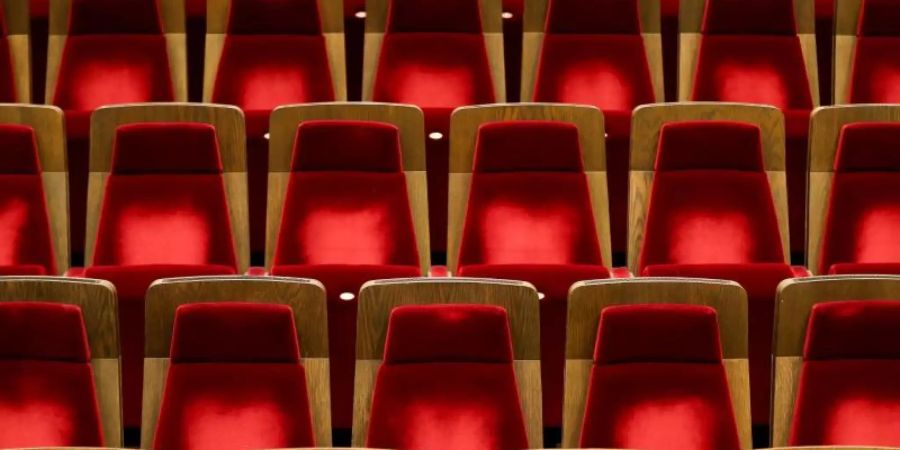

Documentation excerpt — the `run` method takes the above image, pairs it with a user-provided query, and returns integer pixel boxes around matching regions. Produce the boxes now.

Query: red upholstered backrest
[834,123,900,172]
[291,120,402,172]
[0,124,40,174]
[227,0,322,35]
[544,0,641,34]
[701,0,798,35]
[386,0,483,33]
[384,304,514,364]
[459,121,603,266]
[595,304,723,364]
[804,300,900,360]
[857,0,900,36]
[0,302,90,362]
[170,303,300,363]
[111,123,223,174]
[655,121,765,171]
[69,0,163,34]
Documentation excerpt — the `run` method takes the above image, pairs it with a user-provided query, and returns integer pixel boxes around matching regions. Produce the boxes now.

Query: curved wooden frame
[266,102,429,271]
[361,0,506,102]
[203,0,347,103]
[678,0,819,106]
[0,277,121,447]
[0,104,69,273]
[352,278,542,447]
[833,0,863,104]
[807,105,900,275]
[2,0,30,103]
[628,102,791,274]
[521,0,663,103]
[563,278,752,449]
[46,0,188,104]
[772,275,900,447]
[141,276,331,448]
[448,103,611,274]
[84,103,249,272]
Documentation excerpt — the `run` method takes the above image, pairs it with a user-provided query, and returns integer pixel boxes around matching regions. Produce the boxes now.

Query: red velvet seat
[580,304,742,450]
[0,302,104,448]
[366,304,529,450]
[819,123,900,274]
[371,0,499,252]
[456,120,609,427]
[789,300,900,446]
[638,120,795,425]
[153,303,315,450]
[84,122,239,428]
[849,0,900,103]
[51,0,181,259]
[531,0,657,257]
[269,120,421,428]
[0,125,57,275]
[688,0,815,254]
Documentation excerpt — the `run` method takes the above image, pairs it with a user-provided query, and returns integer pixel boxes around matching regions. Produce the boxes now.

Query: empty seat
[366,0,503,252]
[83,105,247,429]
[525,0,661,257]
[451,105,613,428]
[631,104,800,426]
[48,0,186,259]
[683,0,817,254]
[268,104,427,429]
[837,0,900,103]
[207,0,345,256]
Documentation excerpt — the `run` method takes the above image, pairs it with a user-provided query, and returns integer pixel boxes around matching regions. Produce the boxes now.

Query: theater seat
[0,2,28,103]
[0,302,103,448]
[84,112,244,429]
[153,303,316,450]
[452,107,612,428]
[268,114,424,429]
[366,304,530,450]
[846,0,900,103]
[367,0,502,253]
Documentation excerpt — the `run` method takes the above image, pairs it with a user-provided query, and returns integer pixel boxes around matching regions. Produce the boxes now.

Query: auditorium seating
[353,278,543,448]
[0,105,68,276]
[523,0,662,259]
[834,0,900,104]
[364,0,504,254]
[680,0,818,256]
[142,276,332,449]
[0,277,121,448]
[772,276,900,447]
[47,0,187,260]
[266,103,428,430]
[449,104,616,429]
[0,1,30,103]
[205,0,346,258]
[564,278,750,449]
[629,103,805,428]
[808,105,900,275]
[81,104,248,429]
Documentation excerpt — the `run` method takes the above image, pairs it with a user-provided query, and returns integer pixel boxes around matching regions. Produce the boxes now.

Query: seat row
[2,275,900,450]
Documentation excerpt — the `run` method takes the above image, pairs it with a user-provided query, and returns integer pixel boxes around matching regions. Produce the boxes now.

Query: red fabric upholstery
[226,0,321,34]
[474,121,584,172]
[290,121,402,172]
[386,0,483,33]
[790,300,900,446]
[857,0,900,36]
[111,123,223,174]
[830,262,900,274]
[153,302,315,450]
[544,0,641,34]
[654,121,764,171]
[833,123,900,172]
[69,0,162,34]
[366,304,529,450]
[701,0,797,34]
[580,304,740,450]
[851,0,900,103]
[0,125,40,173]
[0,302,104,448]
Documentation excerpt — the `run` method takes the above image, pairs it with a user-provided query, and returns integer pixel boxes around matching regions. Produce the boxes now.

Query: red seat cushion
[365,304,529,450]
[829,262,900,274]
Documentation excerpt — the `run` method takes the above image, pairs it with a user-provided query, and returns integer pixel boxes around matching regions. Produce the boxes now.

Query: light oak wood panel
[833,0,863,104]
[4,0,30,103]
[265,102,429,271]
[806,105,900,274]
[564,278,751,449]
[447,104,611,273]
[352,278,542,447]
[142,276,331,448]
[0,277,121,447]
[85,103,249,271]
[771,276,900,446]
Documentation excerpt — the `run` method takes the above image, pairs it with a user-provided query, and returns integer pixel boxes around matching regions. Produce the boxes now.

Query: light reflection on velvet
[851,38,900,103]
[0,178,55,273]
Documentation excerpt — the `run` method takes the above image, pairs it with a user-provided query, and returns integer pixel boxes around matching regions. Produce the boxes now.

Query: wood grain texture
[140,357,168,449]
[265,102,429,271]
[629,103,790,273]
[771,356,802,447]
[353,278,542,447]
[3,0,30,103]
[833,0,862,104]
[564,278,751,449]
[142,276,331,447]
[806,106,900,273]
[85,103,249,271]
[447,104,611,273]
[0,105,69,272]
[0,277,121,446]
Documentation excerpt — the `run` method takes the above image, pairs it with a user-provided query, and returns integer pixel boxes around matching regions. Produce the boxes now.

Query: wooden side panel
[833,0,862,104]
[519,0,547,102]
[724,358,753,450]
[771,356,802,447]
[4,0,30,103]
